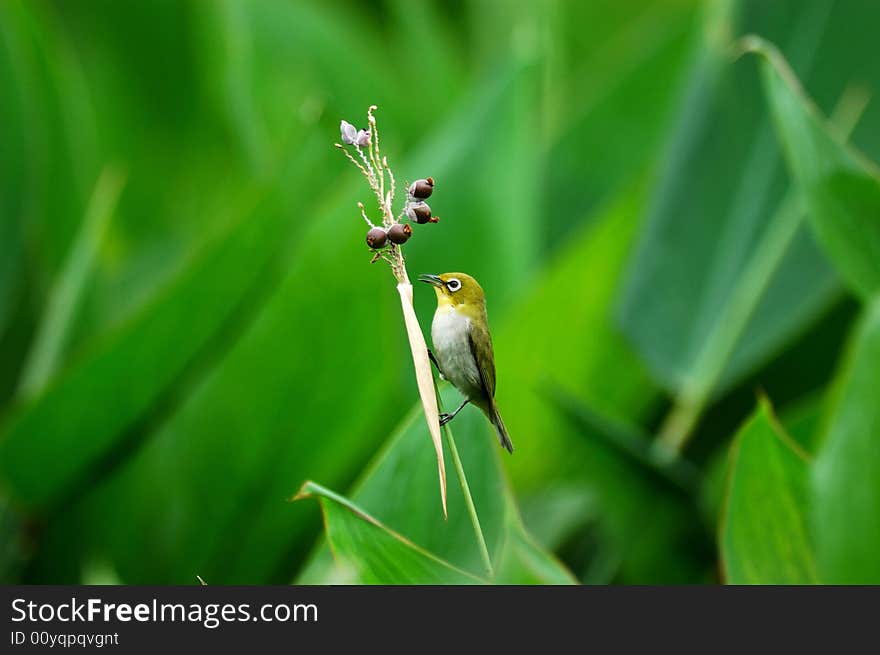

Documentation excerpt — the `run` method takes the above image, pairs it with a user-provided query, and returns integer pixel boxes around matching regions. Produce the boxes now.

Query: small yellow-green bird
[419,272,513,453]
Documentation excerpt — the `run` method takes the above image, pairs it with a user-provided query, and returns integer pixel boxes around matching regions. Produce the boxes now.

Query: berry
[407,202,432,224]
[366,227,388,249]
[387,223,412,244]
[408,177,434,200]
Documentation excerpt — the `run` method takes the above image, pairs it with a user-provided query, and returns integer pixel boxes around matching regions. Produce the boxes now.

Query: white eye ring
[446,278,461,292]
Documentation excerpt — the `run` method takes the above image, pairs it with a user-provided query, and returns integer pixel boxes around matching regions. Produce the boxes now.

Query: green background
[1,0,879,584]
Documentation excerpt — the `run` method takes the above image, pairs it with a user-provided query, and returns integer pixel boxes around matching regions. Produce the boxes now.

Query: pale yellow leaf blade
[397,283,447,517]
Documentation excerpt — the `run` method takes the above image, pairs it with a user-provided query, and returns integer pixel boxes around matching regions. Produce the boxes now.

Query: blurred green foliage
[1,0,879,584]
[721,398,817,584]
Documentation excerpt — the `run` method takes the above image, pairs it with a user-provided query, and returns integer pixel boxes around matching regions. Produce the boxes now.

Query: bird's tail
[490,404,514,453]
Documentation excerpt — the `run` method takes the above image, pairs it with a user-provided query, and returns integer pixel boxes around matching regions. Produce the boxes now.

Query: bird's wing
[467,319,496,399]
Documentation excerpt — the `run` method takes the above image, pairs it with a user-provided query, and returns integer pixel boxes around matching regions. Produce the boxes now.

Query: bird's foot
[439,413,453,426]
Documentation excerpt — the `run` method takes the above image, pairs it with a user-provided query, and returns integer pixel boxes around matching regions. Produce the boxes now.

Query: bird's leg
[428,349,445,380]
[439,399,469,426]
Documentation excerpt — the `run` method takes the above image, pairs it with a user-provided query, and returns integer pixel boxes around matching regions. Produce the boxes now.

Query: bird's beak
[418,274,444,288]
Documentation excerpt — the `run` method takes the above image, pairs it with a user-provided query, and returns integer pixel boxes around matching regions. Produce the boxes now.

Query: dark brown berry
[387,223,412,244]
[409,177,434,199]
[366,227,388,249]
[407,202,432,224]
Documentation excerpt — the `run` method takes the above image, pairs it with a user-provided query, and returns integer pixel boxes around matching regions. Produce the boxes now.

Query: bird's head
[418,272,485,308]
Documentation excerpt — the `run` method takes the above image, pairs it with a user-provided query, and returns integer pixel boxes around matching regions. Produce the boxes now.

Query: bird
[418,272,513,453]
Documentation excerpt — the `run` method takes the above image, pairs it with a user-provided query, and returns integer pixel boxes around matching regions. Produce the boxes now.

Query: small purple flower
[340,120,358,145]
[356,129,371,147]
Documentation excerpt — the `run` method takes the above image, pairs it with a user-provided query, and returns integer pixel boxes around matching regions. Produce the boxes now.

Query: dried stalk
[336,106,447,517]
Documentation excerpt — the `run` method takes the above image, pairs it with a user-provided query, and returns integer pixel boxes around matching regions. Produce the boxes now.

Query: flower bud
[366,227,388,249]
[340,120,358,145]
[387,223,412,244]
[406,201,432,224]
[356,129,371,147]
[408,177,434,199]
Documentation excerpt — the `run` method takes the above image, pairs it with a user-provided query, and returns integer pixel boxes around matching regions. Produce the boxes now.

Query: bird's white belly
[432,308,481,398]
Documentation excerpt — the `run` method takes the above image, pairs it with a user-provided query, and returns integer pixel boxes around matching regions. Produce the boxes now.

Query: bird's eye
[446,278,461,292]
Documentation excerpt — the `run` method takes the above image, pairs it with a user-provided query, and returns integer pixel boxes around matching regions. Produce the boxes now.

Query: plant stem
[438,395,494,579]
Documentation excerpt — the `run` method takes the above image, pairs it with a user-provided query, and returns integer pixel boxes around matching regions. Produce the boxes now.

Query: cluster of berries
[365,177,438,249]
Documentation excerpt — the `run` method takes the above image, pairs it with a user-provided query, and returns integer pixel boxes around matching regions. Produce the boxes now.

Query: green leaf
[779,393,824,455]
[812,299,880,583]
[0,497,26,582]
[549,386,700,494]
[295,482,482,585]
[543,0,698,246]
[750,37,880,299]
[500,185,658,487]
[496,185,708,583]
[0,1,102,400]
[0,189,288,511]
[493,521,578,586]
[721,398,819,584]
[17,168,126,399]
[0,14,28,343]
[618,0,843,404]
[297,386,576,585]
